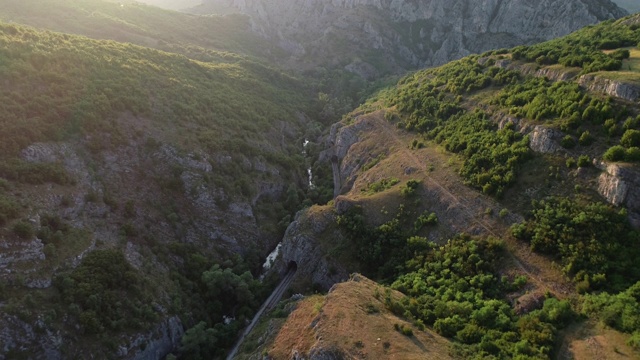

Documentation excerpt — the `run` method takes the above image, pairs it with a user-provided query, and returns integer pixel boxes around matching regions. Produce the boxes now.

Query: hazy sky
[136,0,202,10]
[137,0,637,13]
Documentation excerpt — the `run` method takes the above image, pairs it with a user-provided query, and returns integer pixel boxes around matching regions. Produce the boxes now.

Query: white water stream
[261,139,313,274]
[261,242,282,271]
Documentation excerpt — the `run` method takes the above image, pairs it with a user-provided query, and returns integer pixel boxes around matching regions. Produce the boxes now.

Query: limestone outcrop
[274,204,349,290]
[597,163,640,226]
[198,0,626,76]
[578,74,640,102]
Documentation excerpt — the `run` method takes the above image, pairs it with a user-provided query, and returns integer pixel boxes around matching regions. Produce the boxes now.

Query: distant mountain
[133,0,201,10]
[194,0,628,78]
[613,0,640,13]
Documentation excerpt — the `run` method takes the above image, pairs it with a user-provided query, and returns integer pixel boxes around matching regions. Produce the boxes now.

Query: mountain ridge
[195,0,628,77]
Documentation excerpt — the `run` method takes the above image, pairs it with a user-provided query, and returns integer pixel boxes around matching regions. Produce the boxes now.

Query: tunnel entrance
[288,260,298,271]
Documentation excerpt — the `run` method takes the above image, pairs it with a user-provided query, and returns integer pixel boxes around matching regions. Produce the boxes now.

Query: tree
[603,145,626,162]
[621,129,640,148]
[579,131,594,146]
[180,322,219,360]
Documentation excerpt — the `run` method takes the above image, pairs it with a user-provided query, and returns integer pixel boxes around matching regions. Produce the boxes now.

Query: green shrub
[623,117,639,130]
[414,211,437,230]
[401,179,421,197]
[561,135,576,149]
[512,197,640,291]
[120,223,138,237]
[0,178,9,191]
[364,303,379,314]
[577,155,591,167]
[457,323,484,344]
[610,49,631,61]
[124,200,136,219]
[13,221,34,239]
[393,323,414,337]
[0,161,72,185]
[512,275,528,289]
[582,281,640,334]
[0,196,19,224]
[362,178,399,194]
[434,316,465,337]
[85,191,100,203]
[401,326,413,337]
[621,129,640,148]
[628,332,640,350]
[626,147,640,162]
[578,131,594,146]
[43,243,57,259]
[540,298,575,327]
[54,249,157,334]
[603,145,626,162]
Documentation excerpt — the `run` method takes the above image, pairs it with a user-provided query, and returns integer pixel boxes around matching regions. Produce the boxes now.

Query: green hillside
[2,1,640,359]
[0,20,317,358]
[242,12,640,360]
[326,13,640,358]
[0,21,311,162]
[0,0,277,61]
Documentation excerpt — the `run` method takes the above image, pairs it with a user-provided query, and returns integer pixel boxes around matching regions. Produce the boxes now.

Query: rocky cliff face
[493,58,581,82]
[198,0,626,76]
[273,204,350,290]
[0,112,308,358]
[578,74,640,102]
[597,162,640,227]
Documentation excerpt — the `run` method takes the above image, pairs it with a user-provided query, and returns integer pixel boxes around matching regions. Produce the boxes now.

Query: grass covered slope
[0,0,277,61]
[0,21,309,159]
[249,13,640,360]
[0,20,318,359]
[264,275,453,360]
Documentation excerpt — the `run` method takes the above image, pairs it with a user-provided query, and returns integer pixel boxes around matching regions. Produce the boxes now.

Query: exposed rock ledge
[578,74,640,102]
[493,59,579,82]
[597,162,640,227]
[493,112,563,154]
[528,126,565,154]
[274,202,350,290]
[492,60,640,102]
[320,115,376,198]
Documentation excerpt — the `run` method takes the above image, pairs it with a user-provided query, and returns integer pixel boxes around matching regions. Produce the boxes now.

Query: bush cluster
[511,197,640,292]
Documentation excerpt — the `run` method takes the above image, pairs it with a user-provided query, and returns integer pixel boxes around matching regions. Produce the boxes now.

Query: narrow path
[226,265,297,360]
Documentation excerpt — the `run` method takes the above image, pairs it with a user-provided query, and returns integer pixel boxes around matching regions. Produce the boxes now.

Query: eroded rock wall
[201,0,626,76]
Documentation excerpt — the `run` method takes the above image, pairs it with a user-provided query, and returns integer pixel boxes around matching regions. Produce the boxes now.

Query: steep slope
[264,275,453,360]
[254,13,640,360]
[0,21,317,359]
[194,0,627,77]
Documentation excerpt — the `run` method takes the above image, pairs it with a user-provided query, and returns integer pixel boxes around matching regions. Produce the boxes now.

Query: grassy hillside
[0,21,311,162]
[0,20,318,358]
[373,13,640,358]
[0,0,277,61]
[241,275,454,359]
[245,13,640,360]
